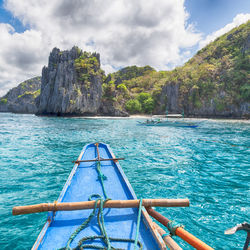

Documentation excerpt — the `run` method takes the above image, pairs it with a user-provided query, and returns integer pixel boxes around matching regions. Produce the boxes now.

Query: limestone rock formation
[0,77,41,113]
[157,21,250,118]
[159,83,250,118]
[37,46,104,116]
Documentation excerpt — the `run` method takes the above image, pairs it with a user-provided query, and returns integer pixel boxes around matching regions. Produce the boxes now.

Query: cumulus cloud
[0,23,47,96]
[199,13,250,49]
[1,1,249,97]
[0,0,205,96]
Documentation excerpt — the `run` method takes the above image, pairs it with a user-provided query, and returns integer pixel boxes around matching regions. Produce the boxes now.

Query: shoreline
[39,114,250,123]
[0,112,249,123]
[79,115,250,123]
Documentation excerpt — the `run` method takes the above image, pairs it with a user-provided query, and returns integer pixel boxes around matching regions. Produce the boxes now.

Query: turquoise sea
[0,113,249,249]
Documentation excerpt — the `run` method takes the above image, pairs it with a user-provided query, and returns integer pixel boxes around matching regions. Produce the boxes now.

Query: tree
[136,92,155,113]
[125,99,142,113]
[143,97,155,113]
[137,92,151,103]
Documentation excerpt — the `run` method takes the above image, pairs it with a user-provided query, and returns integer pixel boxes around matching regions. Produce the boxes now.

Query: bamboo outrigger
[146,207,213,250]
[12,198,189,215]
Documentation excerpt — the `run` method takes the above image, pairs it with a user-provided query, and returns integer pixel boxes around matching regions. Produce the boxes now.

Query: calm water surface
[0,113,249,249]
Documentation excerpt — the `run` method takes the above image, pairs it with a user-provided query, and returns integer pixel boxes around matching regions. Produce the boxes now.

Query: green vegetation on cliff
[103,20,250,115]
[175,20,250,112]
[74,50,104,92]
[0,76,41,113]
[102,65,162,113]
[107,65,155,83]
[18,89,41,99]
[0,98,7,104]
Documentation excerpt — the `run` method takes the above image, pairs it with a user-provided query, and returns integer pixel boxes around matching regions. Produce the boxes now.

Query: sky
[0,0,249,97]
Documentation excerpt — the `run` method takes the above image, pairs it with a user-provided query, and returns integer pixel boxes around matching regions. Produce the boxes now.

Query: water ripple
[0,113,249,249]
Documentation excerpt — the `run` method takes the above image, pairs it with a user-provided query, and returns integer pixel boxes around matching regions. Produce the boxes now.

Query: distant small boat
[138,119,198,128]
[138,110,199,128]
[152,114,183,119]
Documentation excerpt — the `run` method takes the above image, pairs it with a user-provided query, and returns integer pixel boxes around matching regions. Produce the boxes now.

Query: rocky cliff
[37,46,104,116]
[167,20,250,118]
[104,21,250,118]
[0,77,41,113]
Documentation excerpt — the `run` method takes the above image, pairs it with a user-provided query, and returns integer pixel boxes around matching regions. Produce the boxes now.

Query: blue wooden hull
[32,143,164,249]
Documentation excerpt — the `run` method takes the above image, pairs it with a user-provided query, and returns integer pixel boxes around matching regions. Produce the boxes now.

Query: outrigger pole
[12,198,189,215]
[146,207,213,250]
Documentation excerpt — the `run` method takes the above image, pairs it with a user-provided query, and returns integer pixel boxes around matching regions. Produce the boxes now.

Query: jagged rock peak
[37,46,104,116]
[48,46,100,68]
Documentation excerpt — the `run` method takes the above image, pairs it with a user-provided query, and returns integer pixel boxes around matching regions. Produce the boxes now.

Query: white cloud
[0,23,47,96]
[199,13,250,49]
[0,0,202,96]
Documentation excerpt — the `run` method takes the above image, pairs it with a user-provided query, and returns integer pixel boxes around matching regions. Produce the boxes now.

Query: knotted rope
[167,220,184,236]
[96,161,109,200]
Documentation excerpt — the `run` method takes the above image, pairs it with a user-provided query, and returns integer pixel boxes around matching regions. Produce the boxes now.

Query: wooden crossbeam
[12,199,190,215]
[72,157,125,164]
[73,143,125,163]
